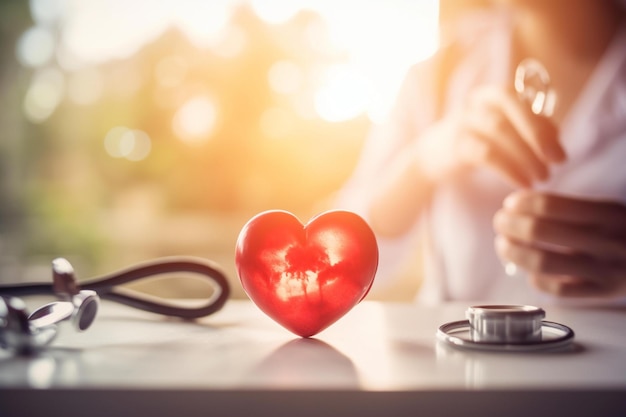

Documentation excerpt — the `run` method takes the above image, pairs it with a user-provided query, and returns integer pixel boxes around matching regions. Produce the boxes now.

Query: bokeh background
[0,0,480,300]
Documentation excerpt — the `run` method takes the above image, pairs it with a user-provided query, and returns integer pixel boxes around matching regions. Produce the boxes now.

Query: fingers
[459,116,549,186]
[504,191,626,234]
[457,87,563,187]
[495,236,625,297]
[494,235,614,280]
[467,87,564,165]
[493,209,626,261]
[495,192,626,298]
[491,88,566,163]
[456,133,537,187]
[529,273,618,298]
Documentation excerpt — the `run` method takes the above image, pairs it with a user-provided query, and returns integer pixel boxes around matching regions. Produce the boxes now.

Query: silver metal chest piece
[437,305,575,352]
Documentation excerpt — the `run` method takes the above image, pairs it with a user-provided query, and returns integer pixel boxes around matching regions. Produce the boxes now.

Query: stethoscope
[1,60,572,355]
[505,57,556,278]
[437,305,575,352]
[0,256,230,354]
[438,59,574,352]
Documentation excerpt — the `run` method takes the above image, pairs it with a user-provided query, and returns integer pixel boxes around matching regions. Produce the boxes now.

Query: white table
[1,298,625,416]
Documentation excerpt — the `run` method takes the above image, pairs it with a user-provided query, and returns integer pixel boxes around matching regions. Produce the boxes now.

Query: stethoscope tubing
[0,256,230,319]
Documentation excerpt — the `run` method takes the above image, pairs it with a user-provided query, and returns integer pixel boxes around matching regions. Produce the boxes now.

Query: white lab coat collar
[561,23,626,161]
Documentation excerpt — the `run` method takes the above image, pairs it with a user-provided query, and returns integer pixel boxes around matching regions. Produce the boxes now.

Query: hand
[417,85,566,187]
[494,190,626,298]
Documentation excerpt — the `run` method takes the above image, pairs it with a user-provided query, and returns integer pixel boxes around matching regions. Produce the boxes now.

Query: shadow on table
[246,338,361,389]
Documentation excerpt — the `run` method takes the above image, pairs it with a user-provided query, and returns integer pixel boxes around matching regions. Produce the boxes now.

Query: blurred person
[336,0,626,304]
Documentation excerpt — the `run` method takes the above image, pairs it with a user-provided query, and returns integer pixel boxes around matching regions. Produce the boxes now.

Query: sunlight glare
[172,96,218,144]
[311,1,439,123]
[23,68,64,123]
[173,0,233,48]
[29,0,65,25]
[61,0,169,66]
[211,25,247,58]
[276,270,321,302]
[16,26,55,68]
[314,65,369,122]
[104,126,152,161]
[304,17,334,54]
[25,0,439,126]
[249,0,302,24]
[314,230,343,266]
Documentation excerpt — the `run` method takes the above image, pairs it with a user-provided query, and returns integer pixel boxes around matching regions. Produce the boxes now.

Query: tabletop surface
[1,297,625,416]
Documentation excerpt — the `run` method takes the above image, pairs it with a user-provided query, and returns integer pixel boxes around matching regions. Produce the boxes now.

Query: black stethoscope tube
[0,257,230,319]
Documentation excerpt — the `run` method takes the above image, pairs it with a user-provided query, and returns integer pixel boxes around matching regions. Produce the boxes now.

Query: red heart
[235,210,378,337]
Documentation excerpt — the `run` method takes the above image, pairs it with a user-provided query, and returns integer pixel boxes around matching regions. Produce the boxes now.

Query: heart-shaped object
[235,210,378,337]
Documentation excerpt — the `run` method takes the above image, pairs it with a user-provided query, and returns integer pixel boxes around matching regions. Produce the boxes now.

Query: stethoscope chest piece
[438,305,575,352]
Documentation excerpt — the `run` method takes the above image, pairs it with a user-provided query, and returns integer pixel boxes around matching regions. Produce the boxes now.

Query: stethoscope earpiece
[49,257,100,332]
[514,58,556,117]
[71,291,99,331]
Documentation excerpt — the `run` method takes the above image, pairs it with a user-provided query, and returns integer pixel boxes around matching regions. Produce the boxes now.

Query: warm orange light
[67,68,104,105]
[155,55,188,88]
[19,1,440,127]
[172,96,218,144]
[268,60,303,95]
[259,107,293,139]
[211,25,247,58]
